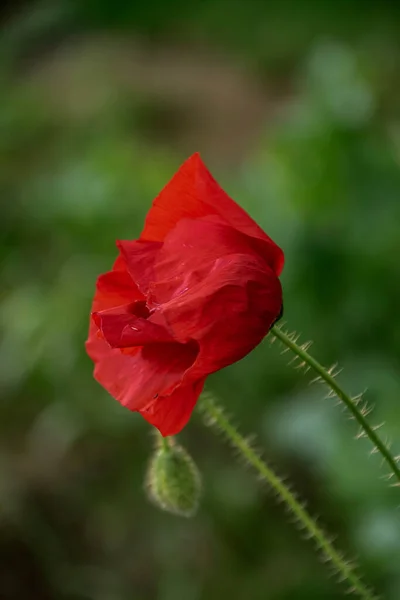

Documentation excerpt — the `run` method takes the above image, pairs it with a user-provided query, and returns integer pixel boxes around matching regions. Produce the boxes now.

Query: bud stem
[161,434,171,451]
[271,324,400,486]
[199,394,377,600]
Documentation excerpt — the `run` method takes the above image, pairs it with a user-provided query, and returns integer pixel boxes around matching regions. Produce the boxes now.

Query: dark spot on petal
[128,300,151,319]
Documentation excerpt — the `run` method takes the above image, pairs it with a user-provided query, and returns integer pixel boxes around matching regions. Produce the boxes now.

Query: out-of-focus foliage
[1,1,400,599]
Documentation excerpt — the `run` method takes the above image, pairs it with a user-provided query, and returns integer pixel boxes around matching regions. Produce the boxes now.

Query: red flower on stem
[86,154,284,436]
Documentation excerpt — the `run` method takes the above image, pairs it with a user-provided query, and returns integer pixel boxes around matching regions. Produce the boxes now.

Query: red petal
[141,153,284,275]
[116,239,162,296]
[158,253,282,381]
[86,326,199,411]
[86,255,199,414]
[148,217,276,306]
[139,377,206,436]
[93,260,143,313]
[92,302,173,348]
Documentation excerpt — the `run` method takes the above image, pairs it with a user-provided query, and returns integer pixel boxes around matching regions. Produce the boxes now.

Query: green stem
[161,435,171,451]
[153,429,173,452]
[271,324,400,486]
[200,395,377,600]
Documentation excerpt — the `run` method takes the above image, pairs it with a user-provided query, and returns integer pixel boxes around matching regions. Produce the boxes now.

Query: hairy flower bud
[145,437,201,517]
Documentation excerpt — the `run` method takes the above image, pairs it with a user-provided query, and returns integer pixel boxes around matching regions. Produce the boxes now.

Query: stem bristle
[199,393,378,600]
[271,324,400,489]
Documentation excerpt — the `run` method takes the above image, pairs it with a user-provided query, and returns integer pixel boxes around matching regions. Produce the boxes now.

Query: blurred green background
[2,1,400,598]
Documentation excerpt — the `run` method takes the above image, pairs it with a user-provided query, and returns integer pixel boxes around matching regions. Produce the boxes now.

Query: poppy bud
[145,436,201,517]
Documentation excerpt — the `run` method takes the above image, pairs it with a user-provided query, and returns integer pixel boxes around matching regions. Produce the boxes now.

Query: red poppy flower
[86,153,284,436]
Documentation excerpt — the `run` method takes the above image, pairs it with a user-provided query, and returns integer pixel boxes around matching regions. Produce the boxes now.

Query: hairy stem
[271,324,400,486]
[199,394,377,600]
